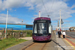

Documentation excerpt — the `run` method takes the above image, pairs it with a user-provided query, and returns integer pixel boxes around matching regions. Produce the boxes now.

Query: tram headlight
[45,38,47,40]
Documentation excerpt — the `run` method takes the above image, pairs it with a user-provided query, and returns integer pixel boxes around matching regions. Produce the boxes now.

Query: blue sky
[0,0,75,30]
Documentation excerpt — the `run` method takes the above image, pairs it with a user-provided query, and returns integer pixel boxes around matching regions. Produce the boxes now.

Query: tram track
[41,43,47,50]
[22,42,48,50]
[22,42,35,50]
[21,31,58,50]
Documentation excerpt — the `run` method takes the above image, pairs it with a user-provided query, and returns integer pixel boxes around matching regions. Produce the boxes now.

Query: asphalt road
[66,31,75,38]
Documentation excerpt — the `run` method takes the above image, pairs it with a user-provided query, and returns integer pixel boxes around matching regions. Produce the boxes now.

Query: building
[0,23,33,30]
[69,27,75,31]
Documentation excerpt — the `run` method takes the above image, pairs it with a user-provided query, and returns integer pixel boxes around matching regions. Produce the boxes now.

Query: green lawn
[26,33,32,37]
[0,38,27,50]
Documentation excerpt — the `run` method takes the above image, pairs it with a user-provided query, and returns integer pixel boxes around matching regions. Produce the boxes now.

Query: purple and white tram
[32,17,52,41]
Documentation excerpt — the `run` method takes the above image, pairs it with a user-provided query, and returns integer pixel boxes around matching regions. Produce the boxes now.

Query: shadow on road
[33,40,52,43]
[52,40,65,50]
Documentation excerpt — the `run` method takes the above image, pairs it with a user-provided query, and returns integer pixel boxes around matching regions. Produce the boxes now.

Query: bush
[0,30,33,38]
[23,30,32,37]
[8,30,32,37]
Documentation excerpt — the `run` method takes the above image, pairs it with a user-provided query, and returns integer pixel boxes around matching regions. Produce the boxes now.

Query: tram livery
[32,17,52,41]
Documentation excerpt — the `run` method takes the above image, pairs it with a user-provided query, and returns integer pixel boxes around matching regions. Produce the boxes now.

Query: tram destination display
[34,20,51,23]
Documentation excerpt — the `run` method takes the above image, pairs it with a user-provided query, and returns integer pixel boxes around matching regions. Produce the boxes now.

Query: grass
[26,33,32,37]
[0,38,27,50]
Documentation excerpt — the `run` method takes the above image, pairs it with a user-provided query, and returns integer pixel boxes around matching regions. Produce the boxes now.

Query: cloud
[71,4,75,9]
[14,10,16,11]
[0,0,35,10]
[33,0,75,20]
[63,20,72,23]
[26,0,75,21]
[0,14,23,24]
[0,0,75,30]
[0,0,75,20]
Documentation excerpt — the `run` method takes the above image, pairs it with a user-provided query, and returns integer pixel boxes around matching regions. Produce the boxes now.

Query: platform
[55,32,75,50]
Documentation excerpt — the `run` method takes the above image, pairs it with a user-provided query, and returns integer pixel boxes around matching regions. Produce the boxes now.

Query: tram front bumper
[32,35,51,41]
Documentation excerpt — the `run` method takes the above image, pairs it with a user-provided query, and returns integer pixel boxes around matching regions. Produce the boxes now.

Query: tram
[32,17,52,41]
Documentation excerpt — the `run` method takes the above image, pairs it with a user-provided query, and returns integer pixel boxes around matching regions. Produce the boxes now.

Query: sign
[61,19,64,24]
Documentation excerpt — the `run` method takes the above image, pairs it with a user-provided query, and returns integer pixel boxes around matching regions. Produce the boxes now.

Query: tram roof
[34,17,51,21]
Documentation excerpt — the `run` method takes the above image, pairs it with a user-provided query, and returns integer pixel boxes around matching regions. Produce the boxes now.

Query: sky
[0,0,75,30]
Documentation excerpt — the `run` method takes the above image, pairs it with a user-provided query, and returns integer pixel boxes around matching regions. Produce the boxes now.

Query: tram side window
[49,24,51,33]
[34,24,37,33]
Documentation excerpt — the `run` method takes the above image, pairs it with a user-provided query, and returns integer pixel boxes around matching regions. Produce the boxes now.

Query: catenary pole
[60,10,61,31]
[5,9,8,38]
[39,11,41,17]
[48,15,49,17]
[22,20,23,31]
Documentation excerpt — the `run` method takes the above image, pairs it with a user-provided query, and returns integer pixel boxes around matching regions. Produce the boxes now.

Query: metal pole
[56,20,59,31]
[60,10,61,31]
[39,11,41,17]
[48,15,49,17]
[58,20,59,27]
[21,20,23,31]
[22,20,23,31]
[5,9,8,38]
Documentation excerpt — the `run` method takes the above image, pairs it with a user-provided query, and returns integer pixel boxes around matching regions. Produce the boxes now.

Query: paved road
[6,40,33,50]
[66,31,75,38]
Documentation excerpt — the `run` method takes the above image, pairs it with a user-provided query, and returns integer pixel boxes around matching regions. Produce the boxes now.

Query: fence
[0,29,32,40]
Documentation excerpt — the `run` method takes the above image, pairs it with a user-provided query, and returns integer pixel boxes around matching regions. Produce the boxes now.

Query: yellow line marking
[64,39,75,50]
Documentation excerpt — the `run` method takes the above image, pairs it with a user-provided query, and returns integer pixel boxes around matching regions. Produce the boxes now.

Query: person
[58,30,61,38]
[62,31,66,38]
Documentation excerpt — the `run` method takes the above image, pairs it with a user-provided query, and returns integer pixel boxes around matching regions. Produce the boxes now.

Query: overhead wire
[49,0,55,16]
[41,0,49,16]
[41,0,55,17]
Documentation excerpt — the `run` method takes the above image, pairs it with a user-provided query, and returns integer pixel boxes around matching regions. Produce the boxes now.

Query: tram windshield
[37,23,47,34]
[34,22,49,34]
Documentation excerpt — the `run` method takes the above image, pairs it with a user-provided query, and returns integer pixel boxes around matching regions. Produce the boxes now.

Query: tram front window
[38,23,47,34]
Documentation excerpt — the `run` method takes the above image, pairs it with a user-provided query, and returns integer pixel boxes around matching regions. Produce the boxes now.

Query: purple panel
[32,35,51,41]
[34,17,51,21]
